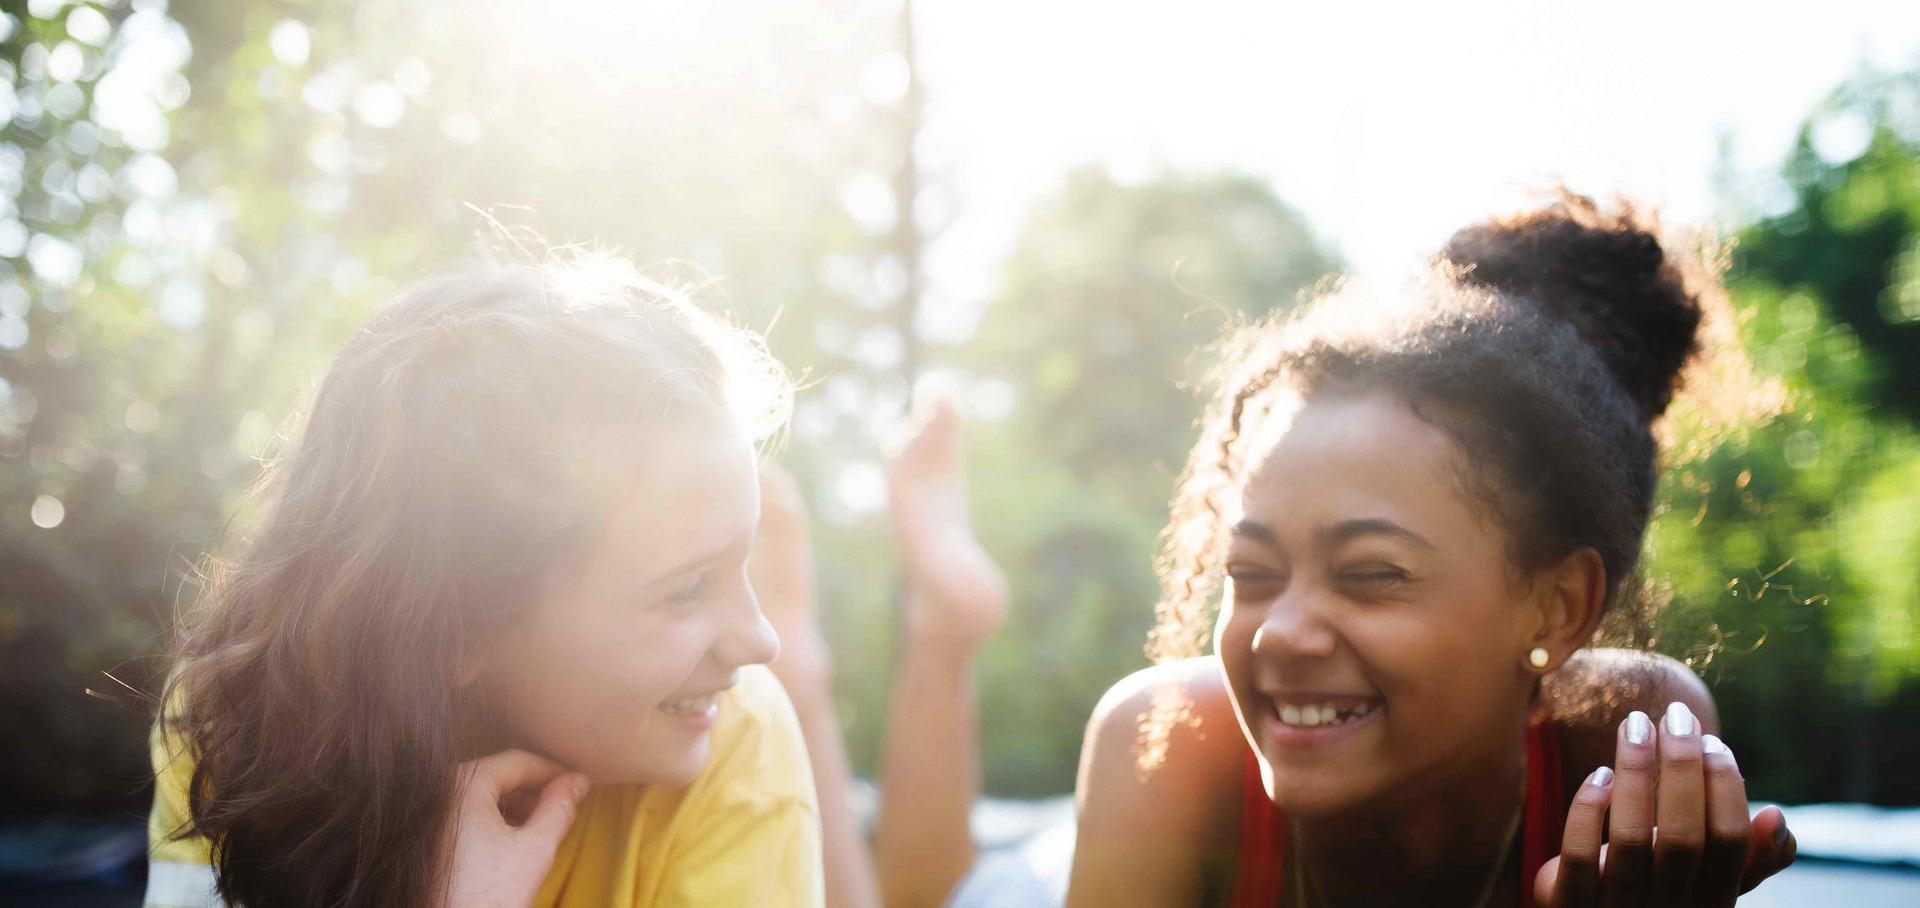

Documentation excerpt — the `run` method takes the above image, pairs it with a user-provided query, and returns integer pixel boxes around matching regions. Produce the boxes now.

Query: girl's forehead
[1233,391,1472,534]
[583,420,760,575]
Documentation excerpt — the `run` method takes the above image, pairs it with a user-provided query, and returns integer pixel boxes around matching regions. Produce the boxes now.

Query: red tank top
[1226,722,1565,908]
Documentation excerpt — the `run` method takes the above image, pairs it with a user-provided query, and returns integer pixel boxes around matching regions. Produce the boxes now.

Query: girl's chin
[1258,749,1389,815]
[567,736,711,788]
[1263,773,1379,817]
[641,738,713,787]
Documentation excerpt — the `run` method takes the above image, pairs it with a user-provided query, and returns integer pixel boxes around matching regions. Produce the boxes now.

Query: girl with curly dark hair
[1065,191,1800,908]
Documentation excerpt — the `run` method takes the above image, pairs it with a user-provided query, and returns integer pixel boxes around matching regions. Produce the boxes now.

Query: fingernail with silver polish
[1665,701,1696,737]
[1704,734,1739,772]
[1626,710,1653,745]
[1588,765,1614,787]
[1774,818,1791,847]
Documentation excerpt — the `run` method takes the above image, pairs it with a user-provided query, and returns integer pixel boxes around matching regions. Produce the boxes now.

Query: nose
[1251,583,1338,659]
[716,580,781,669]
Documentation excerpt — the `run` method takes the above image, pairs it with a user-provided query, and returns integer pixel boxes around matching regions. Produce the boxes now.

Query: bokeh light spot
[29,494,64,529]
[64,6,110,46]
[269,20,311,68]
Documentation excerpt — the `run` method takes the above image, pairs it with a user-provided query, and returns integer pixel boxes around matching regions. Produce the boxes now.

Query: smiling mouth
[1254,691,1386,742]
[1272,698,1379,728]
[660,691,723,718]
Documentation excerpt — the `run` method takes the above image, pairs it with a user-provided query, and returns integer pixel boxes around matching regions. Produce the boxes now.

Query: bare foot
[885,401,1009,651]
[751,462,833,692]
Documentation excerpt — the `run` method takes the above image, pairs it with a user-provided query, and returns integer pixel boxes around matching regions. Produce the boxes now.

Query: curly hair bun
[1440,189,1704,422]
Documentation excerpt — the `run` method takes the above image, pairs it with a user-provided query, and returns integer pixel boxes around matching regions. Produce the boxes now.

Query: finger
[1536,857,1566,908]
[1652,701,1707,904]
[521,772,591,846]
[468,749,570,800]
[1695,735,1751,908]
[1543,765,1614,908]
[1741,806,1797,894]
[1602,710,1656,907]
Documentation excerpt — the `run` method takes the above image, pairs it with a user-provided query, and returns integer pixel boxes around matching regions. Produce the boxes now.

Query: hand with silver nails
[1537,700,1798,907]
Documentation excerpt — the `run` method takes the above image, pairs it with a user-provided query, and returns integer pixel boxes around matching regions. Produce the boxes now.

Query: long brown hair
[159,254,789,907]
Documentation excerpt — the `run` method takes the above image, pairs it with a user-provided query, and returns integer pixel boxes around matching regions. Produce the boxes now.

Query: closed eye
[666,574,711,607]
[1338,565,1410,584]
[1225,565,1286,586]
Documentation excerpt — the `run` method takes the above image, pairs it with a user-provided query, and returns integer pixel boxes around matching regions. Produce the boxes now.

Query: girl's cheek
[638,615,724,674]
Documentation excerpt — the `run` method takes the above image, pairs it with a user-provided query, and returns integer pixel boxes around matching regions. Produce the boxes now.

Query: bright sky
[911,0,1920,321]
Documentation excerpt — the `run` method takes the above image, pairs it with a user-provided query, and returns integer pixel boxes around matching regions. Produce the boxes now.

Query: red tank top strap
[1228,746,1286,908]
[1227,721,1566,908]
[1520,720,1566,908]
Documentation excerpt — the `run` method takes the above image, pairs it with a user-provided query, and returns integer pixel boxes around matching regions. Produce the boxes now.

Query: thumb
[1744,805,1797,892]
[521,772,589,847]
[1533,856,1562,908]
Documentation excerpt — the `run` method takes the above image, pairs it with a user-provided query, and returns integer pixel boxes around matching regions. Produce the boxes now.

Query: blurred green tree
[1647,66,1920,805]
[1739,68,1920,417]
[974,167,1339,513]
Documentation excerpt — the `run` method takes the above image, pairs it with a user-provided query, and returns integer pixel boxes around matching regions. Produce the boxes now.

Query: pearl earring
[1527,647,1551,670]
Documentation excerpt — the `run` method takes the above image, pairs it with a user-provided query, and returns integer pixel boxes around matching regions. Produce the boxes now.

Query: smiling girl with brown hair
[145,255,821,907]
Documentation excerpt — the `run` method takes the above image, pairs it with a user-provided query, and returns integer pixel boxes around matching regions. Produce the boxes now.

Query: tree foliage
[0,0,1915,814]
[1647,67,1920,804]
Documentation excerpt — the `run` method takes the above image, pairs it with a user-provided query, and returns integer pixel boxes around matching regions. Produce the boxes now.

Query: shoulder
[1083,657,1245,785]
[147,713,212,862]
[702,664,817,807]
[146,719,220,907]
[1551,647,1718,732]
[1548,648,1718,792]
[1068,658,1245,908]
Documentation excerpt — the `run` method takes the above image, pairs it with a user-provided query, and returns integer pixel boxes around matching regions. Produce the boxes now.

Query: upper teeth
[662,693,719,717]
[1278,701,1376,727]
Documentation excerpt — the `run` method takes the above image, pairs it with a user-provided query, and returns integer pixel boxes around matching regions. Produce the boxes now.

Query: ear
[1526,547,1606,672]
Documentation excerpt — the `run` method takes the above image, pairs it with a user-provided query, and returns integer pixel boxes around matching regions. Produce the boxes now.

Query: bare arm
[873,403,1009,908]
[1067,659,1243,908]
[872,621,989,908]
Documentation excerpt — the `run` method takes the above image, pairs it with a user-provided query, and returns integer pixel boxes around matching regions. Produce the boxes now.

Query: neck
[1292,722,1529,906]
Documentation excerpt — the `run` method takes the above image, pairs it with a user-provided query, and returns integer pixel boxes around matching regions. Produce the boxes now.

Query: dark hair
[1140,191,1729,764]
[159,254,788,907]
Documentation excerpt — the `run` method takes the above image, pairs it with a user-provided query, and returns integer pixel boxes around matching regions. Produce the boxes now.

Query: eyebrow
[1231,519,1279,546]
[648,541,733,586]
[1231,517,1435,552]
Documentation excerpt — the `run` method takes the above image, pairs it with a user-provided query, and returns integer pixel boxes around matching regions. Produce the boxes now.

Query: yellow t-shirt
[146,665,824,907]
